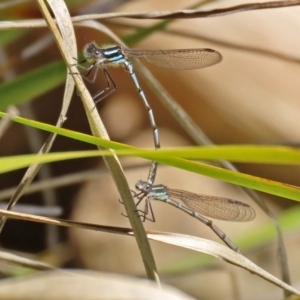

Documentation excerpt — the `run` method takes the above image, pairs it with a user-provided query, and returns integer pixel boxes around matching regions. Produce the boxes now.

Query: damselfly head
[83,42,103,62]
[135,180,151,193]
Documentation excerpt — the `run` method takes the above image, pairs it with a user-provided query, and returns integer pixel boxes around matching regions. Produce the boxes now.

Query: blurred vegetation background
[1,0,300,299]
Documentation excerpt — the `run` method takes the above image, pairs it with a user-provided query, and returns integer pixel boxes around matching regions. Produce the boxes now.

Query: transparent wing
[167,189,255,222]
[124,48,222,70]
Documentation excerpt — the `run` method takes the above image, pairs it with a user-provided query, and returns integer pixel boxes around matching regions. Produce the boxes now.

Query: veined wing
[167,188,255,222]
[124,48,222,70]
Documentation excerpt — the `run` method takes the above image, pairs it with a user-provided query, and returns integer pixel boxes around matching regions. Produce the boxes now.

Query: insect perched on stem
[133,180,255,252]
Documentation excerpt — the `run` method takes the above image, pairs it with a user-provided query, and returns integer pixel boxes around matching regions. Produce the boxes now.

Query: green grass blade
[1,112,300,202]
